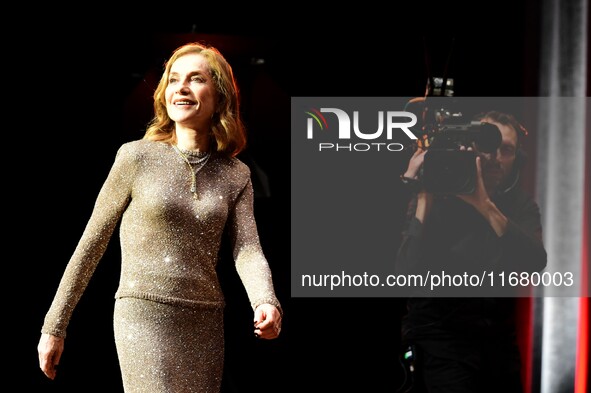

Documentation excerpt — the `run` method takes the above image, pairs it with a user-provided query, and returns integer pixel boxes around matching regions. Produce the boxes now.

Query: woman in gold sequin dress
[37,42,283,393]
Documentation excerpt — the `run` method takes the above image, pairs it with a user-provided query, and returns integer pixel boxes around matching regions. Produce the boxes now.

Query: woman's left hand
[253,304,282,339]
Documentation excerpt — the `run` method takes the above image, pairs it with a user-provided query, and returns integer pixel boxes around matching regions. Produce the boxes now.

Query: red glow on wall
[574,98,589,393]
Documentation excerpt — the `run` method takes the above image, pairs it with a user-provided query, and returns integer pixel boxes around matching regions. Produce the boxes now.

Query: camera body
[423,147,478,194]
[409,98,502,195]
[422,120,501,194]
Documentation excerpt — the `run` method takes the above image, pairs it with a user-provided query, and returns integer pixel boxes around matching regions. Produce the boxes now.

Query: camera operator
[395,111,547,393]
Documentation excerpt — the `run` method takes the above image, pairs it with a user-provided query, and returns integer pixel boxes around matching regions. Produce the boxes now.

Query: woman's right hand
[38,333,64,380]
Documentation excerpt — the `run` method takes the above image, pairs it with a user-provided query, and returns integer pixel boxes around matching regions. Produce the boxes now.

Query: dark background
[15,1,552,391]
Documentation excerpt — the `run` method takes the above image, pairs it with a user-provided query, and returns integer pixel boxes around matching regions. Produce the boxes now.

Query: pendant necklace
[172,145,211,200]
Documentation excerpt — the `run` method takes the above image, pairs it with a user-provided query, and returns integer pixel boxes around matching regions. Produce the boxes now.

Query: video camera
[407,78,502,194]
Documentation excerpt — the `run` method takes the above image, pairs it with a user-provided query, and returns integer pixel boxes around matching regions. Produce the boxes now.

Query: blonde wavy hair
[143,42,246,157]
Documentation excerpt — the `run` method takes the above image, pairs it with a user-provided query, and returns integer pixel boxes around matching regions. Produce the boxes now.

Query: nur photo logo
[304,107,418,152]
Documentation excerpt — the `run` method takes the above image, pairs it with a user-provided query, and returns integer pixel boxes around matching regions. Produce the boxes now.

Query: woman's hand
[253,304,282,340]
[38,333,64,380]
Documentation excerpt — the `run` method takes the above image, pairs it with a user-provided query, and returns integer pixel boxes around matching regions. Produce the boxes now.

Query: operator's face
[479,118,519,193]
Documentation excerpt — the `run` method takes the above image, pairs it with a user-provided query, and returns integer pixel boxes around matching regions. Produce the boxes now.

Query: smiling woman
[37,42,283,393]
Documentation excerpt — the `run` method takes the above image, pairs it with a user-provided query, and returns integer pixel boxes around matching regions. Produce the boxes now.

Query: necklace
[172,145,211,200]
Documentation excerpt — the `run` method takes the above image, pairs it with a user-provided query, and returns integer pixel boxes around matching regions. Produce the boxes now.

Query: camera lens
[476,123,502,153]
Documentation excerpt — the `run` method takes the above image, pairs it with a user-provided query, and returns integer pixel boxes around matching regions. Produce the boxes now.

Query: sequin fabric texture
[41,139,281,392]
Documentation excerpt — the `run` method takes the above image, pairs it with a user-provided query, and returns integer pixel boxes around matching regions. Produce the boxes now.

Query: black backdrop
[15,2,542,391]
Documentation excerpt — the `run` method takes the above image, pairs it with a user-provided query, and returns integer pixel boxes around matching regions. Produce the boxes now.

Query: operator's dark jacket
[395,183,547,353]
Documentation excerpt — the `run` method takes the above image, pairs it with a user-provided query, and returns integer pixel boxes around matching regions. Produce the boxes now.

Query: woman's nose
[177,84,190,94]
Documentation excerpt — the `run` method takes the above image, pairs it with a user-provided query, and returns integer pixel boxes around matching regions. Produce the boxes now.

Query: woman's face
[165,53,218,128]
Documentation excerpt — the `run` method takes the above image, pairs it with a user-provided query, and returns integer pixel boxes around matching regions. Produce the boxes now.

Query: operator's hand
[457,155,490,210]
[457,154,508,236]
[403,147,427,180]
[404,147,432,222]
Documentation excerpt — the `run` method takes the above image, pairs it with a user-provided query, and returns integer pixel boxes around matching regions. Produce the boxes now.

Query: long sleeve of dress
[41,144,135,338]
[230,170,282,313]
[42,140,283,339]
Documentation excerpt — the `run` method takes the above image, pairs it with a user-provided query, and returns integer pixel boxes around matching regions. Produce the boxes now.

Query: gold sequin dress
[41,139,282,392]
